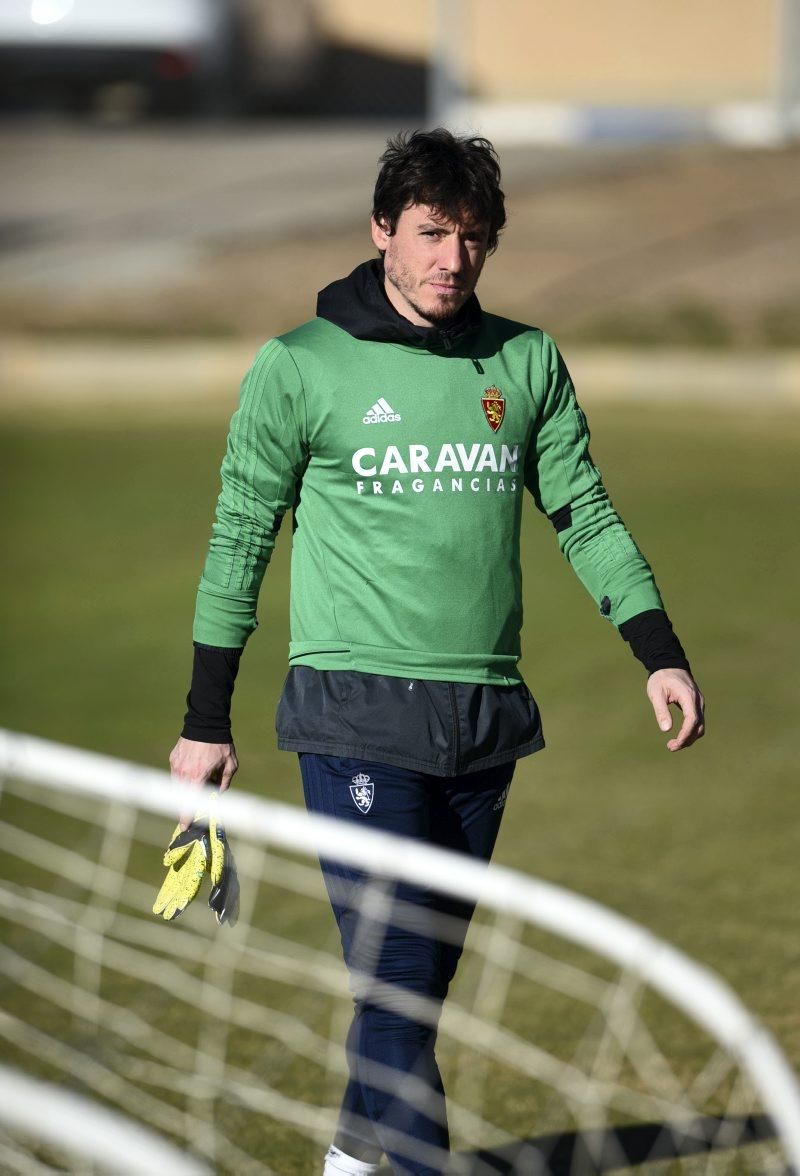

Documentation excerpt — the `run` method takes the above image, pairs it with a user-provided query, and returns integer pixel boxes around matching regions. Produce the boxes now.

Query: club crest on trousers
[350,773,374,813]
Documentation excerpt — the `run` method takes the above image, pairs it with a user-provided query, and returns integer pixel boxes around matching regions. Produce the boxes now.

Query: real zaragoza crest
[481,386,505,432]
[350,772,374,813]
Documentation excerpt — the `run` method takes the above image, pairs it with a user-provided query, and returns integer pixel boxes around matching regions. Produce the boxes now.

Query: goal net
[1,728,799,1175]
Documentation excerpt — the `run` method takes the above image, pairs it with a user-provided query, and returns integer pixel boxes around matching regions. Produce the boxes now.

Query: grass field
[1,395,799,1168]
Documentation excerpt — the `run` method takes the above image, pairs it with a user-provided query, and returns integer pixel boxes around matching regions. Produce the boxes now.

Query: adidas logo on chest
[363,397,401,425]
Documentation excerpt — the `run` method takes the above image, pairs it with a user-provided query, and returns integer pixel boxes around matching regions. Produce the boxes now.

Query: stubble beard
[384,254,468,327]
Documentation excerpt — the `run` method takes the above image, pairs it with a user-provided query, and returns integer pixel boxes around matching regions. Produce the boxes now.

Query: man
[170,129,704,1175]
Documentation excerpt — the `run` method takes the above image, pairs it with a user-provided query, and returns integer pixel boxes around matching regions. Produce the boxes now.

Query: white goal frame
[0,1064,210,1176]
[2,727,800,1169]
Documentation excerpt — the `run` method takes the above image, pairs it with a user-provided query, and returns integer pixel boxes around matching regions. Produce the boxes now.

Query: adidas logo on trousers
[363,398,401,424]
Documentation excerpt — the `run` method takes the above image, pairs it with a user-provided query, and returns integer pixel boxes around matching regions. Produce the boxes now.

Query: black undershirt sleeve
[618,609,691,676]
[181,643,242,743]
[180,611,689,741]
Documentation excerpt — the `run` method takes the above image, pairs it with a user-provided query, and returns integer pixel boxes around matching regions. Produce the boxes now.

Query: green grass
[1,398,799,1167]
[561,299,800,349]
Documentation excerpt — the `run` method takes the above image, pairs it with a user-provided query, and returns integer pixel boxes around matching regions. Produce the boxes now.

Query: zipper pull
[472,358,485,374]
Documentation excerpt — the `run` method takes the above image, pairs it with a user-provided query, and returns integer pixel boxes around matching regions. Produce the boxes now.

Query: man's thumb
[654,702,672,731]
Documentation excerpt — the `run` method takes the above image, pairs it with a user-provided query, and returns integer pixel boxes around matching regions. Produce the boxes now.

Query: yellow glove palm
[153,803,239,926]
[153,819,210,921]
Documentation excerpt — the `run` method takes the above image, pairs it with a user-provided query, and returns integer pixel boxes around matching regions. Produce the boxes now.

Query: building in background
[322,0,800,141]
[0,0,797,136]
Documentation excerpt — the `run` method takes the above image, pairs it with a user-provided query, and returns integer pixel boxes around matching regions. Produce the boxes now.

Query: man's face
[371,203,489,328]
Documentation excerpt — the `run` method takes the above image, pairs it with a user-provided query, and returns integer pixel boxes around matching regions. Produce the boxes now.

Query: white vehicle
[0,0,322,114]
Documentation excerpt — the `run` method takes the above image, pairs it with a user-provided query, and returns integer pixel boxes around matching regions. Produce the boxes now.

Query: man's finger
[169,740,237,826]
[667,711,697,751]
[668,731,702,751]
[648,688,673,733]
[219,758,238,793]
[179,805,197,831]
[666,690,703,750]
[173,769,207,830]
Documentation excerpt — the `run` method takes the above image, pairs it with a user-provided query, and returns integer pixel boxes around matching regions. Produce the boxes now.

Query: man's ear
[370,216,392,252]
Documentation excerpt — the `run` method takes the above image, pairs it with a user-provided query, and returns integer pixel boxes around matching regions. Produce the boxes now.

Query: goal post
[0,1064,211,1176]
[1,727,799,1173]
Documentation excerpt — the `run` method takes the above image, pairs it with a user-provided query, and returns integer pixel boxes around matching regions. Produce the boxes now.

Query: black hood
[316,258,482,351]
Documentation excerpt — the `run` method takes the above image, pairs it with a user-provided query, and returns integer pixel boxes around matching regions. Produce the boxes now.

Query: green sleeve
[525,332,663,627]
[193,340,308,647]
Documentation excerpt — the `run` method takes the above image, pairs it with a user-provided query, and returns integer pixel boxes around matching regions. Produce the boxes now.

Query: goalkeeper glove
[208,819,240,927]
[153,804,239,925]
[153,818,209,921]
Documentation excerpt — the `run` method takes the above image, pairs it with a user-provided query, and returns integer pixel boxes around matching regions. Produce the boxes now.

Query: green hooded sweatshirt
[193,261,664,686]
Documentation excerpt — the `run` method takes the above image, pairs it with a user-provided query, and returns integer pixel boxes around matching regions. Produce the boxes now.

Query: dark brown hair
[372,128,506,253]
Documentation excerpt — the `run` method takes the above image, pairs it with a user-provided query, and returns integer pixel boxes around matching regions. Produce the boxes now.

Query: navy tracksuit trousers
[299,754,515,1176]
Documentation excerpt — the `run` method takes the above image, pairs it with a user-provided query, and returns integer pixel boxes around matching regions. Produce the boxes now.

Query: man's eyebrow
[416,219,487,234]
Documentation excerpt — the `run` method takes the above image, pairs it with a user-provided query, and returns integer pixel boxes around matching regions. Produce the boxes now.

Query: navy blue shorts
[299,753,515,1175]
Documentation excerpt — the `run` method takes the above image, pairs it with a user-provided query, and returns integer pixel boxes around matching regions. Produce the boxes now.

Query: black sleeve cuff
[618,609,691,676]
[181,643,242,743]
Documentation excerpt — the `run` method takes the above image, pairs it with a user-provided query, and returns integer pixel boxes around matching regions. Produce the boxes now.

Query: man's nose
[438,235,466,273]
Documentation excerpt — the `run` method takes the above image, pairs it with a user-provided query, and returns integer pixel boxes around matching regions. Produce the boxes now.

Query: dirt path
[0,121,798,346]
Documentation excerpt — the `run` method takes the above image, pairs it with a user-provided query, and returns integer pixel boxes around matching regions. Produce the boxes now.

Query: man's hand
[169,737,238,829]
[646,668,705,752]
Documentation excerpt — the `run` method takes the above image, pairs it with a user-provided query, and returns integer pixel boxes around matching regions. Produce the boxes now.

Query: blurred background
[1,0,799,344]
[1,0,799,1088]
